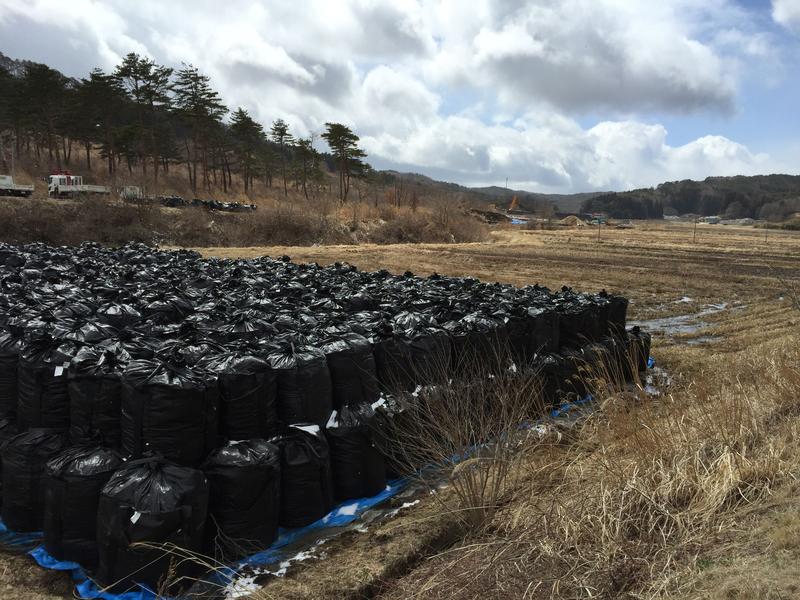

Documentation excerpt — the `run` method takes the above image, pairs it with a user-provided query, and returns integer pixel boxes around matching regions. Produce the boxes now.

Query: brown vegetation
[2,223,799,599]
[0,195,488,247]
[200,223,800,600]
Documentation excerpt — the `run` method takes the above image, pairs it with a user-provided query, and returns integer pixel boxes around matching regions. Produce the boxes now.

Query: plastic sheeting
[11,477,408,600]
[6,351,657,600]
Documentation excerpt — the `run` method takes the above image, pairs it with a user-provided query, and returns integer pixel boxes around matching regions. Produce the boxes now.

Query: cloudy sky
[1,0,799,193]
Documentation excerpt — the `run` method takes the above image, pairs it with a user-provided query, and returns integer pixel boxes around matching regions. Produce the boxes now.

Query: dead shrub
[0,196,488,247]
[369,209,488,244]
[401,338,800,599]
[378,346,547,532]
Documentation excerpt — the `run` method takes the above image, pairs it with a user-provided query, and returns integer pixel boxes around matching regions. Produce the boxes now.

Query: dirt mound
[559,215,587,227]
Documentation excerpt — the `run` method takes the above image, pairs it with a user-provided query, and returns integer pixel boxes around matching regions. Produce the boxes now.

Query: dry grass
[379,337,800,600]
[201,223,800,600]
[380,350,548,531]
[0,194,488,247]
[2,222,799,599]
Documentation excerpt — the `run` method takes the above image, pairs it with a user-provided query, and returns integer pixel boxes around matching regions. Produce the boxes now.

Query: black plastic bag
[68,344,129,448]
[1,428,66,531]
[268,345,333,428]
[600,335,634,382]
[528,306,560,354]
[372,333,415,392]
[274,425,333,528]
[95,458,208,593]
[16,336,77,431]
[202,439,280,556]
[199,353,277,441]
[538,353,569,406]
[603,292,629,338]
[0,417,17,507]
[326,404,386,501]
[96,303,143,329]
[408,328,451,385]
[121,359,218,466]
[320,333,380,409]
[556,305,590,350]
[371,394,416,478]
[0,329,20,420]
[445,314,508,375]
[43,446,124,566]
[628,326,651,373]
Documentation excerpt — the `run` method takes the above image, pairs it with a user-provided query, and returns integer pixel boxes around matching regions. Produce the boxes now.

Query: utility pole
[597,218,601,242]
[693,217,698,244]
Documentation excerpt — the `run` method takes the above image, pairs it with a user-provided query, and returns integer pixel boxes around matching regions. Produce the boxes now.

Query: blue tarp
[15,478,409,600]
[7,355,655,600]
[550,394,593,418]
[0,518,42,550]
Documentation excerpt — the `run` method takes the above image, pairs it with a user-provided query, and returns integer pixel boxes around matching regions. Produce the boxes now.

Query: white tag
[130,511,141,524]
[292,423,320,435]
[54,366,64,377]
[325,410,338,429]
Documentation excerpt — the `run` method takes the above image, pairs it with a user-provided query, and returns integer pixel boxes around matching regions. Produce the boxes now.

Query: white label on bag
[131,511,141,524]
[54,366,64,377]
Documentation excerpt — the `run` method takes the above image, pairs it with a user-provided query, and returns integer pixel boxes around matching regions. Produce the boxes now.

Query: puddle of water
[630,302,742,344]
[629,313,707,335]
[686,336,721,346]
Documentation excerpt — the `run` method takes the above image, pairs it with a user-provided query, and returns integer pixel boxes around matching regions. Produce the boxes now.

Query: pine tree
[270,118,293,198]
[294,137,320,200]
[321,122,366,202]
[230,108,265,193]
[71,69,127,174]
[114,53,173,184]
[20,63,69,171]
[173,64,227,192]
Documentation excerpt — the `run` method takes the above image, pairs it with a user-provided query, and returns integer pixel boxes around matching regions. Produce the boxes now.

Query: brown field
[3,221,799,599]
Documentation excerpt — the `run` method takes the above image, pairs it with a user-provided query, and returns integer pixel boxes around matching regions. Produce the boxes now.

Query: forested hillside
[582,175,800,220]
[3,51,798,222]
[0,51,367,201]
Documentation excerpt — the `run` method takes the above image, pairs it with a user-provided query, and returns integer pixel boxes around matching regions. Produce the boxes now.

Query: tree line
[582,175,800,221]
[0,53,368,201]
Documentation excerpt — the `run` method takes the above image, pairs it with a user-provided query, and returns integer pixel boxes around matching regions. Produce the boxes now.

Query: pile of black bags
[0,241,648,592]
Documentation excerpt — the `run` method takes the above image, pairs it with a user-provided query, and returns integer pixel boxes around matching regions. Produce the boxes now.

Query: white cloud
[0,0,792,192]
[423,0,746,113]
[363,114,774,193]
[772,0,800,29]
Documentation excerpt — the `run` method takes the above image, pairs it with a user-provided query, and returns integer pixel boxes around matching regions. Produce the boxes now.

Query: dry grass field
[2,221,799,599]
[200,222,800,600]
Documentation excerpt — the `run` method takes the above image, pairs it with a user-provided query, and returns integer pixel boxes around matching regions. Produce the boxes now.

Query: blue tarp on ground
[7,356,655,600]
[18,478,408,600]
[0,518,42,550]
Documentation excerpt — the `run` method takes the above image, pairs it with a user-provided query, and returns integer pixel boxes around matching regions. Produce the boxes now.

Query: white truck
[48,173,111,198]
[0,175,34,197]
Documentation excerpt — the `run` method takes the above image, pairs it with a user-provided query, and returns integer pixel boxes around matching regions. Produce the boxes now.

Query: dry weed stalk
[406,338,800,599]
[381,344,548,532]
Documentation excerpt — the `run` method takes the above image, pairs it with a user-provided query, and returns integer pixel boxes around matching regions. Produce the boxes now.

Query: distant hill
[582,174,800,220]
[379,172,800,221]
[470,187,605,214]
[378,171,605,214]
